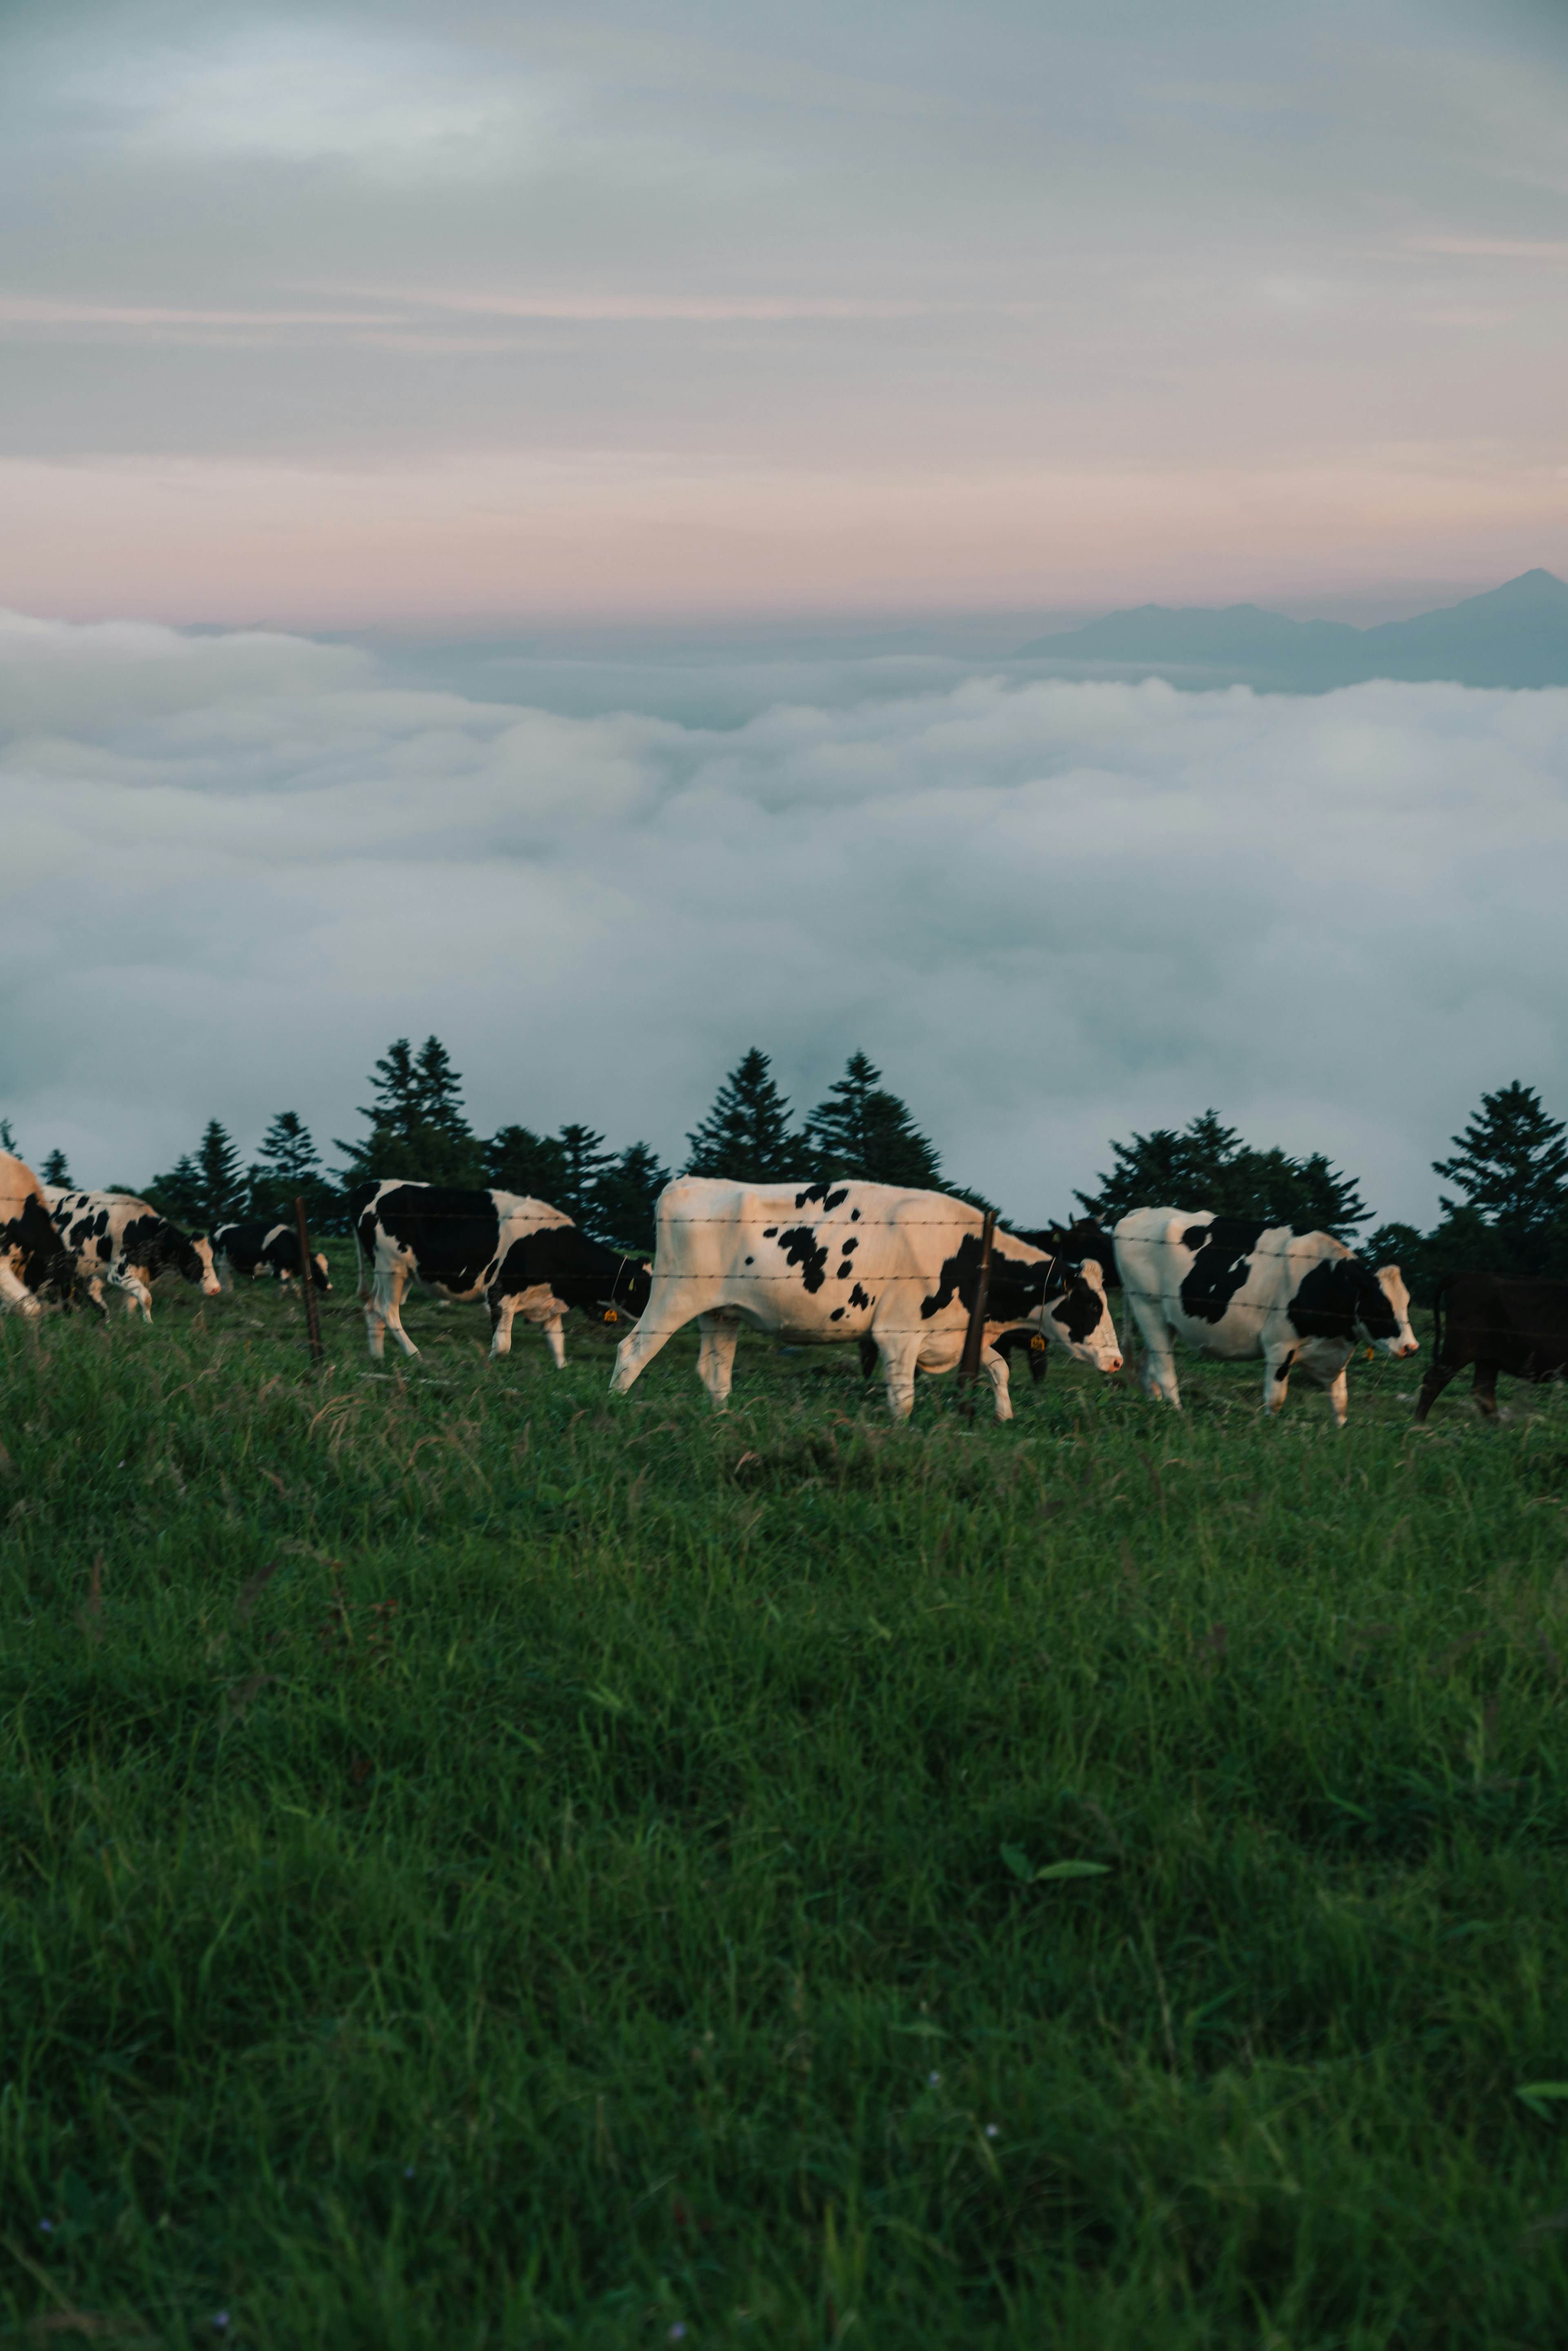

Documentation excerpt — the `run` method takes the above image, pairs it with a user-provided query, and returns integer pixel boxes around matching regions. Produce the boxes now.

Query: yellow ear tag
[1365,1346,1375,1361]
[604,1310,619,1324]
[1031,1334,1046,1351]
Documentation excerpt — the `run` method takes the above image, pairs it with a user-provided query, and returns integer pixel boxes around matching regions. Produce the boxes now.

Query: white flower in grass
[985,2124,1000,2139]
[927,2070,941,2087]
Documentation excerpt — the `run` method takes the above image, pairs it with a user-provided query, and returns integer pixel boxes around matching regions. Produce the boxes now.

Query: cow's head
[1042,1258,1123,1374]
[310,1251,333,1295]
[143,1220,221,1292]
[1364,1262,1418,1357]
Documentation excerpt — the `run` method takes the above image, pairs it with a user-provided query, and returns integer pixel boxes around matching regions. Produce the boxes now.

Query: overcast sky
[4,612,1566,1228]
[2,0,1566,625]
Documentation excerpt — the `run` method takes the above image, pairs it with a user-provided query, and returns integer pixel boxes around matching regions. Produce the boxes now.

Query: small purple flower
[214,2315,229,2331]
[668,2326,688,2342]
[404,2165,414,2178]
[38,2219,53,2234]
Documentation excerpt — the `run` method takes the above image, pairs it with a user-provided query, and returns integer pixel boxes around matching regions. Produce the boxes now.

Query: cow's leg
[1323,1364,1350,1427]
[0,1262,41,1317]
[488,1290,519,1358]
[1123,1288,1180,1404]
[610,1289,690,1394]
[539,1314,567,1369]
[1472,1360,1501,1419]
[1414,1357,1459,1421]
[1264,1346,1296,1416]
[367,1268,419,1360]
[111,1266,154,1323]
[981,1343,1014,1422]
[878,1335,922,1421]
[695,1312,740,1407]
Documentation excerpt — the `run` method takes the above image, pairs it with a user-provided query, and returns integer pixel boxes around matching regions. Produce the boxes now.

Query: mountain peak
[1014,570,1568,690]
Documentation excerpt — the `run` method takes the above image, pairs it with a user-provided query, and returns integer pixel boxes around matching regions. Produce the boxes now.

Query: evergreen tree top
[1432,1079,1568,1235]
[685,1049,802,1183]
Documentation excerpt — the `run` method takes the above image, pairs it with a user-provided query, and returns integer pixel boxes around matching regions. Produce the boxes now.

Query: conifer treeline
[125,1041,964,1254]
[11,1061,1568,1298]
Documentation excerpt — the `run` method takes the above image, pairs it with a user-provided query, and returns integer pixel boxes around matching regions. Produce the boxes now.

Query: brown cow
[1414,1272,1568,1421]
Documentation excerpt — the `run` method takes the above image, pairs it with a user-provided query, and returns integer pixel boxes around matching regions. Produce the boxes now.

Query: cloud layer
[2,611,1564,1228]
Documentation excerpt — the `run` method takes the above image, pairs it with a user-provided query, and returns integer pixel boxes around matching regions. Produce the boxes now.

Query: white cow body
[611,1177,1122,1419]
[1115,1207,1417,1424]
[48,1190,220,1321]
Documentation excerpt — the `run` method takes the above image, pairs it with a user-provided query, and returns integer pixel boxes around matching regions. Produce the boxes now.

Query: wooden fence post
[956,1208,998,1423]
[294,1196,323,1364]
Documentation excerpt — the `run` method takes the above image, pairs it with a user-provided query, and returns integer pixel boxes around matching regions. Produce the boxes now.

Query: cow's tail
[1430,1274,1453,1369]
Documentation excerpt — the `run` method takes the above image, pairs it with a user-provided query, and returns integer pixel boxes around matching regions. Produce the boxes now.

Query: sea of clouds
[2,609,1565,1228]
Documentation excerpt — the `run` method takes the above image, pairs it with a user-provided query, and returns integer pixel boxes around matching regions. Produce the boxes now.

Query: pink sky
[2,2,1566,626]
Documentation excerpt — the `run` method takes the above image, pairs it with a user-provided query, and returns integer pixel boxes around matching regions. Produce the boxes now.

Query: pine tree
[1432,1081,1568,1252]
[484,1125,570,1203]
[414,1036,469,1136]
[335,1036,484,1188]
[685,1050,802,1182]
[145,1154,204,1225]
[590,1141,671,1254]
[0,1118,16,1153]
[39,1148,71,1187]
[805,1050,942,1188]
[249,1112,332,1226]
[1076,1110,1368,1237]
[194,1121,247,1229]
[556,1125,617,1227]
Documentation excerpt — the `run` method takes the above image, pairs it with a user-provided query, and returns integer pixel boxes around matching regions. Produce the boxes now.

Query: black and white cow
[350,1181,650,1362]
[212,1221,332,1294]
[610,1177,1122,1419]
[1114,1208,1417,1423]
[47,1189,221,1321]
[1,1153,78,1312]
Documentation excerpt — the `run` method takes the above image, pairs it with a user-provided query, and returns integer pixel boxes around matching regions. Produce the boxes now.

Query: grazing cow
[610,1177,1122,1420]
[212,1220,332,1294]
[1415,1273,1568,1421]
[48,1190,220,1321]
[1,1154,78,1312]
[1115,1207,1417,1423]
[1,1151,46,1315]
[350,1181,650,1362]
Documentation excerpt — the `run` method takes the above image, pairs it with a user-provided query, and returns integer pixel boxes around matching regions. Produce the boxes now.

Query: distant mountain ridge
[1014,568,1568,690]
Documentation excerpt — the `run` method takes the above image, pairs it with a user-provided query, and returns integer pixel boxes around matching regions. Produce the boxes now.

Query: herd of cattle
[2,1148,1565,1423]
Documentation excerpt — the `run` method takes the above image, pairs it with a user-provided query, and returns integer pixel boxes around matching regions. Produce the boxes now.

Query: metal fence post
[956,1208,997,1422]
[294,1196,323,1364]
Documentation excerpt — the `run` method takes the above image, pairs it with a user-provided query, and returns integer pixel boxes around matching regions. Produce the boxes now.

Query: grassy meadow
[2,1256,1568,2348]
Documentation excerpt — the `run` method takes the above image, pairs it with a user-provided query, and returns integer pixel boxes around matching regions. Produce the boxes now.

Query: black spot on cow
[355,1182,503,1297]
[920,1233,1054,1324]
[793,1182,849,1212]
[1178,1220,1266,1324]
[762,1226,777,1238]
[2,1195,78,1305]
[744,1255,754,1265]
[1286,1256,1394,1344]
[840,1237,858,1255]
[1048,1272,1107,1346]
[774,1225,829,1293]
[849,1283,870,1310]
[830,1306,845,1320]
[851,1208,860,1221]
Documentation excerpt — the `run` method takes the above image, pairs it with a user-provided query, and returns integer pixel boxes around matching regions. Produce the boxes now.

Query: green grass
[2,1263,1567,2348]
